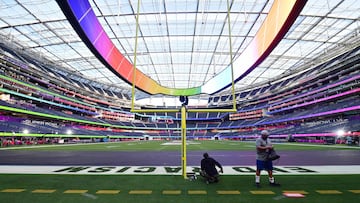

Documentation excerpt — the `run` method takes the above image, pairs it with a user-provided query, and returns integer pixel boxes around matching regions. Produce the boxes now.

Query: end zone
[0,165,360,175]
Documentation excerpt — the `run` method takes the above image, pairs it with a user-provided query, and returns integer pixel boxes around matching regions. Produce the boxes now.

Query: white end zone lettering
[0,165,359,175]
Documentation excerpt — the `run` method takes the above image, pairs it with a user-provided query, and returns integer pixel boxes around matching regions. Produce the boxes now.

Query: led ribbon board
[57,0,306,96]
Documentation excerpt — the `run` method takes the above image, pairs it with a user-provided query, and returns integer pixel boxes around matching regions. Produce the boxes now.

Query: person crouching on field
[200,152,223,184]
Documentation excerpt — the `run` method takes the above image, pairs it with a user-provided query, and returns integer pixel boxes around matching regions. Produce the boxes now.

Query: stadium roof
[0,0,359,100]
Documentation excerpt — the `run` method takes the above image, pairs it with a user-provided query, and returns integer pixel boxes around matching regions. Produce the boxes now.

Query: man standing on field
[255,130,280,188]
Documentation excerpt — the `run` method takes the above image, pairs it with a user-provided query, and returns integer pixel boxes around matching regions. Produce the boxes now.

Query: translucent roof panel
[0,0,359,98]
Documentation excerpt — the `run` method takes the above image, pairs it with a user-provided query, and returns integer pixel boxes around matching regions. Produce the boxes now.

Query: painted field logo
[52,166,318,175]
[0,165,359,175]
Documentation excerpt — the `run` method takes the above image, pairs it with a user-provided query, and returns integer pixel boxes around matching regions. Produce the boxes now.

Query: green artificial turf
[4,140,359,151]
[1,140,359,202]
[0,174,359,203]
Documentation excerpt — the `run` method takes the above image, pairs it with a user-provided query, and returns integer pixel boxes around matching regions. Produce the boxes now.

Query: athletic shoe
[269,182,280,186]
[255,183,261,188]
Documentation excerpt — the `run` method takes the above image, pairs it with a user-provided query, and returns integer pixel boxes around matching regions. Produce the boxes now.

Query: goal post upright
[130,0,237,179]
[181,105,187,179]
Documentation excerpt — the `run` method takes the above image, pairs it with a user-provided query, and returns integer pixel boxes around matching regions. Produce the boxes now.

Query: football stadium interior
[0,0,359,145]
[1,1,360,202]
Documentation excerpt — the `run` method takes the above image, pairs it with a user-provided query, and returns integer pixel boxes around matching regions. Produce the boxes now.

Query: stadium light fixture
[336,129,345,137]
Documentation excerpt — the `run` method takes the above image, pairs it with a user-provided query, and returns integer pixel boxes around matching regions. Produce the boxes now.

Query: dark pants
[200,170,219,183]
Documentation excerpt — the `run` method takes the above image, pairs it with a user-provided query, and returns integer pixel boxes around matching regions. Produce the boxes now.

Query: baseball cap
[261,130,269,136]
